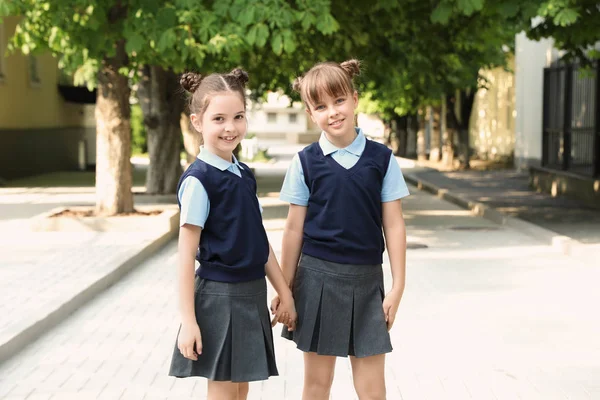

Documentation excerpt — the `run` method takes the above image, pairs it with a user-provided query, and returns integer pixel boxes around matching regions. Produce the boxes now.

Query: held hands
[270,294,297,331]
[178,321,202,361]
[382,289,402,331]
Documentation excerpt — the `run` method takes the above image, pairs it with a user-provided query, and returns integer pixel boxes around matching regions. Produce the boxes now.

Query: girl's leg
[207,380,248,400]
[303,353,337,400]
[349,354,386,400]
[237,382,249,400]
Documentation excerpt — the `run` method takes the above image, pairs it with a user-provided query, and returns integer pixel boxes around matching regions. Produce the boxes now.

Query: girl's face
[307,90,358,142]
[191,93,247,162]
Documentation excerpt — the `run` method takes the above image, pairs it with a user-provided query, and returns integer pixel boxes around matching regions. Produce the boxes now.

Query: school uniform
[280,128,410,358]
[169,147,278,382]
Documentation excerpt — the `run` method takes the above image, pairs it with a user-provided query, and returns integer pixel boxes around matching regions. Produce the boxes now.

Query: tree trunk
[454,88,476,169]
[137,65,184,194]
[406,114,418,158]
[429,105,441,161]
[441,95,454,167]
[95,39,133,216]
[181,112,202,167]
[416,108,427,160]
[395,115,408,157]
[387,118,399,155]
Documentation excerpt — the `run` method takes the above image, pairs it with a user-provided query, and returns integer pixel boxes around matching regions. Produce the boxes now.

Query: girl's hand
[271,294,297,331]
[382,289,402,331]
[178,321,202,361]
[270,295,281,318]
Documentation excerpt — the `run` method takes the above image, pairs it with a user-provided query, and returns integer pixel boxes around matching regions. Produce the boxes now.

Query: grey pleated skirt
[169,277,278,382]
[282,253,392,358]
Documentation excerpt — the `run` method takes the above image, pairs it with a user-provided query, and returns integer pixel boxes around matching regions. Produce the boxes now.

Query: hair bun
[340,59,361,78]
[180,72,203,93]
[230,68,249,86]
[292,76,303,92]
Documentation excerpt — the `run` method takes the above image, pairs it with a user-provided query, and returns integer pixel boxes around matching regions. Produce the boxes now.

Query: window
[288,113,297,123]
[28,55,41,87]
[267,112,277,123]
[0,23,5,83]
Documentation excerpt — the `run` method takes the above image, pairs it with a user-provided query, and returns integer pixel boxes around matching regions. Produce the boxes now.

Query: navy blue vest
[177,159,269,282]
[299,139,392,264]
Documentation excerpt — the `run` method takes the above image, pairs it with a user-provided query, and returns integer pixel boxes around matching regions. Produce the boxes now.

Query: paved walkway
[0,183,177,365]
[1,143,599,399]
[1,186,600,399]
[397,159,600,244]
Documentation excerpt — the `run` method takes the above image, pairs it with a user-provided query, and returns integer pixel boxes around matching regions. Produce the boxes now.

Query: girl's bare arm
[265,243,297,330]
[381,199,407,330]
[177,224,203,360]
[281,204,308,287]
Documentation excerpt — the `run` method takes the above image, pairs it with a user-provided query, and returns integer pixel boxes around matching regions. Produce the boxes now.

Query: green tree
[0,0,338,207]
[234,0,525,166]
[526,0,600,63]
[427,0,599,165]
[2,1,138,215]
[126,0,336,194]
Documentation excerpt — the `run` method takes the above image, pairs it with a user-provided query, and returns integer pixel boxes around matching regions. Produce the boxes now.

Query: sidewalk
[397,157,600,258]
[1,143,598,376]
[2,177,599,399]
[0,153,291,369]
[0,165,179,366]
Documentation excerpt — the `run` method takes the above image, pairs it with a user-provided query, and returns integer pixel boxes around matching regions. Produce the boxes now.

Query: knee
[207,381,239,400]
[304,371,334,398]
[355,380,386,400]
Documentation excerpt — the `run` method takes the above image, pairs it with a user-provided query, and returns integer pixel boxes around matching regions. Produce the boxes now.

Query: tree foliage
[0,0,339,208]
[527,0,600,63]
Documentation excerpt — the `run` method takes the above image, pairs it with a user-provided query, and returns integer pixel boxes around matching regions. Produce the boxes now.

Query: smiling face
[191,92,246,162]
[307,90,358,144]
[297,62,360,146]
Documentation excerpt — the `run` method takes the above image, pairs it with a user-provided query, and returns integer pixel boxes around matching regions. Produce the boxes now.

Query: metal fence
[542,63,599,178]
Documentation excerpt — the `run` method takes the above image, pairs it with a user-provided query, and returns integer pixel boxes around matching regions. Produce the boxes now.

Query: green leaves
[247,23,269,46]
[0,0,13,16]
[269,30,296,55]
[282,30,296,53]
[538,0,582,25]
[432,0,485,24]
[552,8,579,26]
[315,14,338,35]
[271,32,283,55]
[157,7,177,28]
[457,0,484,15]
[126,33,145,54]
[157,29,177,52]
[236,7,256,27]
[497,2,521,18]
[431,2,453,24]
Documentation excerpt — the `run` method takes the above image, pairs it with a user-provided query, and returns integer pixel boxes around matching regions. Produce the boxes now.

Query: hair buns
[180,72,203,93]
[339,59,361,78]
[230,68,249,86]
[292,76,303,92]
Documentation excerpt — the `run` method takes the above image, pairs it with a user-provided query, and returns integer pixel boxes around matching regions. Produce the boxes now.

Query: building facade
[0,17,95,181]
[515,32,599,206]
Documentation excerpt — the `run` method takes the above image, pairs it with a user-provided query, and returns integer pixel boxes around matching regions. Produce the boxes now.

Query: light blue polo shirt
[179,147,262,228]
[280,128,410,206]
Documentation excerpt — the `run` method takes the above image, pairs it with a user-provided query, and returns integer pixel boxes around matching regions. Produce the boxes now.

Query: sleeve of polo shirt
[178,176,210,228]
[279,153,310,206]
[381,155,410,202]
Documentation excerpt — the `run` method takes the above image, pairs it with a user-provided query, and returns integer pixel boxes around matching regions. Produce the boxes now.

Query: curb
[0,213,179,366]
[402,170,582,256]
